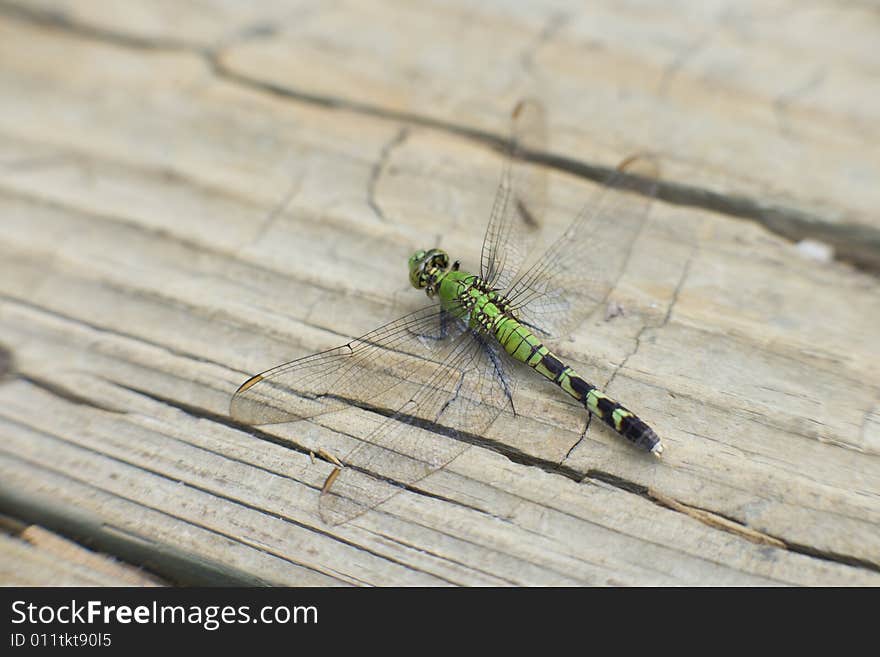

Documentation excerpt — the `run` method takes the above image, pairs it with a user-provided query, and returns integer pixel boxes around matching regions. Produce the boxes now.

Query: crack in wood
[603,247,696,393]
[11,521,168,585]
[368,527,522,586]
[111,379,489,514]
[2,0,878,582]
[0,458,272,586]
[8,292,877,574]
[93,384,592,584]
[2,0,875,273]
[0,429,389,585]
[205,65,880,275]
[0,342,13,380]
[559,232,696,466]
[519,10,570,75]
[0,178,407,315]
[367,127,409,223]
[0,512,28,536]
[113,379,867,575]
[0,292,234,373]
[0,0,202,52]
[649,489,785,548]
[4,264,871,464]
[18,374,128,415]
[649,488,880,573]
[6,381,523,584]
[11,361,880,578]
[178,400,685,580]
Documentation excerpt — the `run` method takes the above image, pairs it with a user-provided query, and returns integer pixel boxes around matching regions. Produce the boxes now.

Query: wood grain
[0,517,165,586]
[0,0,878,585]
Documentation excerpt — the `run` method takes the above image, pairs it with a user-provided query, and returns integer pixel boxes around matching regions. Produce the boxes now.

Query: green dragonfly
[231,99,662,525]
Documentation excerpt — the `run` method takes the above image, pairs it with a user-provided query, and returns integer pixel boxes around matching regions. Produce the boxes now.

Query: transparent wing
[480,98,547,291]
[506,155,660,339]
[230,306,468,425]
[319,328,515,525]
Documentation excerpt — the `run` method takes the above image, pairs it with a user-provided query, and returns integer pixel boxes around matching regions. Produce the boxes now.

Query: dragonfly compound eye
[408,248,449,289]
[426,249,449,270]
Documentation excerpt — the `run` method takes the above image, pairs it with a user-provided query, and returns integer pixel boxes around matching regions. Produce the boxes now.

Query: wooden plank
[221,0,880,270]
[4,0,876,267]
[0,517,165,586]
[0,2,878,585]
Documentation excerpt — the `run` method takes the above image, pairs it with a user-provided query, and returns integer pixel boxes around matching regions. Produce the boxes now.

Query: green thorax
[406,247,524,346]
[436,270,504,332]
[435,269,550,370]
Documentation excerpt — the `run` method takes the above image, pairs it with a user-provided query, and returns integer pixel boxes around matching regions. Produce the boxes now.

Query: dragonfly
[231,99,662,525]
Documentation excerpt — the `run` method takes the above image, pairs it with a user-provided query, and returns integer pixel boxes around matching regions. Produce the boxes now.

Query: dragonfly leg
[475,332,516,416]
[321,467,342,494]
[408,308,452,345]
[317,447,344,469]
[318,449,345,495]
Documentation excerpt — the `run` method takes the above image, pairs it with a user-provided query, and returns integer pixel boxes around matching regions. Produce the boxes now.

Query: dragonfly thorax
[408,248,459,297]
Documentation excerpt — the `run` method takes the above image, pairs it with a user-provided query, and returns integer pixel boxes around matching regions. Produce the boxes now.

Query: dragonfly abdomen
[440,273,663,455]
[494,314,662,455]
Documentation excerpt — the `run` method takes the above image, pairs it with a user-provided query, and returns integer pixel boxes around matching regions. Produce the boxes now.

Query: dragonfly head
[409,248,450,294]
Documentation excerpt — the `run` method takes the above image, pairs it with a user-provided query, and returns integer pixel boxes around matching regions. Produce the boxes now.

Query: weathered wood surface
[0,0,878,586]
[0,515,165,586]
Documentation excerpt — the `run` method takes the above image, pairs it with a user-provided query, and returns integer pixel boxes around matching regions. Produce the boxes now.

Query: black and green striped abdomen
[437,272,662,454]
[494,315,662,454]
